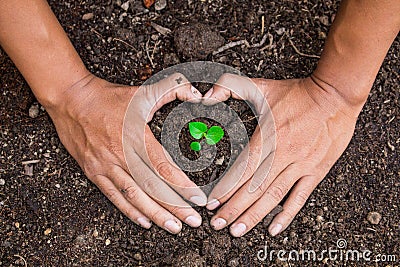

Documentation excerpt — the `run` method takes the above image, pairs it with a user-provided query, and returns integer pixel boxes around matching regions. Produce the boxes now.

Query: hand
[204,74,361,237]
[47,73,206,234]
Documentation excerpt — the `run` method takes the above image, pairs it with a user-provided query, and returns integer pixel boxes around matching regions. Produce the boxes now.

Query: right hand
[47,73,206,234]
[204,74,361,237]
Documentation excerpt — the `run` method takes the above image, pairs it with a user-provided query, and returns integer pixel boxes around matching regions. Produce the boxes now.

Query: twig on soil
[152,40,161,64]
[21,159,40,165]
[251,33,270,48]
[113,38,138,52]
[146,38,155,68]
[260,34,274,51]
[261,15,265,35]
[242,115,260,123]
[212,40,250,55]
[286,33,320,59]
[90,28,104,41]
[14,255,27,267]
[213,33,273,55]
[150,22,172,36]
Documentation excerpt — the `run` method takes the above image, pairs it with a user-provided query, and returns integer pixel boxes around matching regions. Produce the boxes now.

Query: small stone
[143,0,155,8]
[318,15,329,26]
[121,1,129,11]
[367,211,382,225]
[227,258,240,267]
[82,13,94,20]
[0,179,5,186]
[105,239,111,246]
[318,31,327,39]
[92,229,99,237]
[151,34,159,41]
[24,165,34,176]
[232,59,241,67]
[154,125,162,133]
[316,215,323,223]
[133,252,142,261]
[215,156,224,165]
[15,222,20,228]
[29,104,40,118]
[44,228,52,235]
[155,0,167,11]
[275,27,286,35]
[55,184,60,189]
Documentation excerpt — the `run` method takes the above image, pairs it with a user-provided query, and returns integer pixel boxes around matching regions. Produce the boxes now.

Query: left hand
[203,74,362,237]
[47,73,206,234]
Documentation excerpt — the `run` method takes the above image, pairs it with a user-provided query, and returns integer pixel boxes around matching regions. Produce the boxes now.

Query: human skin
[205,0,400,237]
[1,0,399,237]
[0,0,208,234]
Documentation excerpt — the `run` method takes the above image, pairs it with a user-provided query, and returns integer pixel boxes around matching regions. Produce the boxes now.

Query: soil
[149,94,258,188]
[1,0,399,266]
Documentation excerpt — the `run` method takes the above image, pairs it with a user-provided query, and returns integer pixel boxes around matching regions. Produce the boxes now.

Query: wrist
[303,75,366,120]
[37,67,93,112]
[310,69,371,109]
[42,70,99,120]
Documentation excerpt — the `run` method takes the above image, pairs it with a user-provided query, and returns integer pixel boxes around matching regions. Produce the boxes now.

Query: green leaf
[205,126,224,145]
[189,122,208,139]
[190,141,201,151]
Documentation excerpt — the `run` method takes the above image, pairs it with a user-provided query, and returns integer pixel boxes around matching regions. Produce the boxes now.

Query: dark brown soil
[149,94,258,188]
[174,23,225,60]
[1,0,399,266]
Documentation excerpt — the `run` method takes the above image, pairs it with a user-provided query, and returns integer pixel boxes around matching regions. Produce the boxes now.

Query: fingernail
[269,223,282,237]
[137,217,152,229]
[164,219,181,234]
[206,199,220,210]
[230,223,247,237]
[211,217,227,230]
[185,215,202,227]
[190,195,207,206]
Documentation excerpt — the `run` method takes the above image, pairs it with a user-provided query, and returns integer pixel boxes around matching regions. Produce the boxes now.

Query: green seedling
[189,122,224,151]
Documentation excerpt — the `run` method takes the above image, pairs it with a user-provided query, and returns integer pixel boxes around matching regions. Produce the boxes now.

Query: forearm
[313,0,400,107]
[0,0,90,110]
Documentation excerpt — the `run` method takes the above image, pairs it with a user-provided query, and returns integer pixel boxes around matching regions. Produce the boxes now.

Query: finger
[267,176,316,237]
[206,127,264,209]
[145,73,202,121]
[145,126,207,206]
[92,174,152,229]
[227,168,305,237]
[205,74,276,209]
[210,163,299,234]
[207,122,276,210]
[203,74,267,114]
[123,151,203,228]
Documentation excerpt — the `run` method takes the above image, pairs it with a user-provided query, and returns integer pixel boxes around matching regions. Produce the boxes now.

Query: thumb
[203,73,267,114]
[143,73,202,121]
